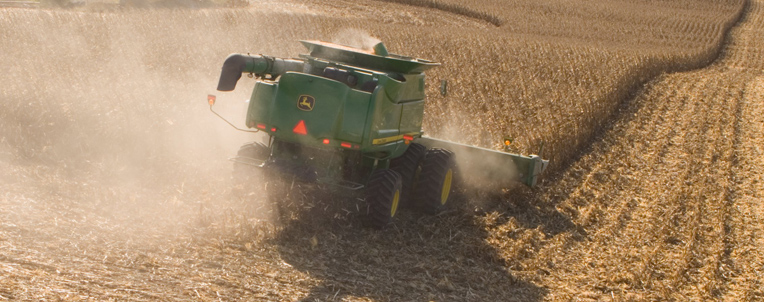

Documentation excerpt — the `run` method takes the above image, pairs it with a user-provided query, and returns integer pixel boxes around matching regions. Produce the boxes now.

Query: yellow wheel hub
[391,190,400,217]
[440,169,453,205]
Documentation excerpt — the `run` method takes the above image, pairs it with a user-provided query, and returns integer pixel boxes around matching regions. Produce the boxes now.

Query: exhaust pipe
[217,54,304,91]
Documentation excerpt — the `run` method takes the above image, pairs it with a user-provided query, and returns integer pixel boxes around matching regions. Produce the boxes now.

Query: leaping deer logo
[297,95,315,111]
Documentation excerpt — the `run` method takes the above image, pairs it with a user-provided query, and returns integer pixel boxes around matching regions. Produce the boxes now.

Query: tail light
[293,120,308,135]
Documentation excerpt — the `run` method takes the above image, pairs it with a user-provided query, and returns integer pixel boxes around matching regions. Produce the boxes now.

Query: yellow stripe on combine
[371,132,419,145]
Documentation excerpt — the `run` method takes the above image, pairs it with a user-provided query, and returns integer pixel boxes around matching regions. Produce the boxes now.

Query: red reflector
[256,123,266,130]
[323,139,330,144]
[341,142,352,148]
[403,135,414,141]
[270,127,277,132]
[293,120,307,135]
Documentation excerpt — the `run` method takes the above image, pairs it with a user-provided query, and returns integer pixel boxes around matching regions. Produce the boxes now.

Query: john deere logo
[297,95,315,111]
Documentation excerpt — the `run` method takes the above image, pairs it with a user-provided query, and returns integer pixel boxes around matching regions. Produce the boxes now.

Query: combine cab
[211,40,548,228]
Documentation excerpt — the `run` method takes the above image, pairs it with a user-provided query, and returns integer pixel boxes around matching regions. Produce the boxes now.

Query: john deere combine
[210,40,548,228]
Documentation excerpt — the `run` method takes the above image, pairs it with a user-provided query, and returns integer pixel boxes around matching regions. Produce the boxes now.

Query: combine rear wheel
[365,169,402,229]
[389,142,427,205]
[232,142,269,197]
[415,148,455,214]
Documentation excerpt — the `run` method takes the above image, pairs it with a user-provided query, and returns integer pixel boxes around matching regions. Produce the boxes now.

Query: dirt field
[489,1,764,299]
[1,0,762,300]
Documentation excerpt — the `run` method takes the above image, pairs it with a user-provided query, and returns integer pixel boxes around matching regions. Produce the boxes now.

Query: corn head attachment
[415,137,549,188]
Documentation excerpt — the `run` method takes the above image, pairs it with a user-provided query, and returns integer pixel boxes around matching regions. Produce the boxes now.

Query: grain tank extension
[210,40,548,229]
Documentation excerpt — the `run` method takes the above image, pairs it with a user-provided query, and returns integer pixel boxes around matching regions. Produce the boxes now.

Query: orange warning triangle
[293,120,307,135]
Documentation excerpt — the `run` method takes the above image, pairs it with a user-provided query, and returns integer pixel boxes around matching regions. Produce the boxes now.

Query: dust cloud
[330,28,382,51]
[433,119,522,208]
[0,6,512,247]
[0,7,335,246]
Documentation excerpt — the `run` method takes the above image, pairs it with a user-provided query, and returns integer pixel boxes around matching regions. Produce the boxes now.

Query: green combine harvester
[210,40,548,228]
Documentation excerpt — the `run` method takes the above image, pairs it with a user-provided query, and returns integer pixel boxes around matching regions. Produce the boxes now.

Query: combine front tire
[415,148,455,214]
[365,169,402,229]
[389,142,427,205]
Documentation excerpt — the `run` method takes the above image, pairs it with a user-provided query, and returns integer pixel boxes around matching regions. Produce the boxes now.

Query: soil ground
[502,1,764,299]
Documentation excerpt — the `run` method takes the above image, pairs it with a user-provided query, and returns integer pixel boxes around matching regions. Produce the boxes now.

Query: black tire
[365,169,402,229]
[415,148,456,214]
[389,143,427,205]
[232,142,269,196]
